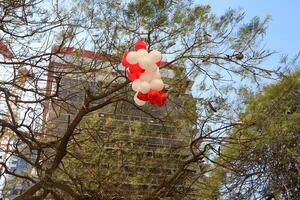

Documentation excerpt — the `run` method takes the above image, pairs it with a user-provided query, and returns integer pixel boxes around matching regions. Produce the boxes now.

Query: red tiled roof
[51,45,117,62]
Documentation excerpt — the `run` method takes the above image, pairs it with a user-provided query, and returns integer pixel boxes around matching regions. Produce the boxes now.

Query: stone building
[43,45,197,199]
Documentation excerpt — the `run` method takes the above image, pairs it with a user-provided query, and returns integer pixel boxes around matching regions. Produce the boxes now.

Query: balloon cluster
[122,40,166,107]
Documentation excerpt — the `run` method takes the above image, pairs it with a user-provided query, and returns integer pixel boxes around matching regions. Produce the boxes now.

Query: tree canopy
[0,0,288,199]
[207,71,300,199]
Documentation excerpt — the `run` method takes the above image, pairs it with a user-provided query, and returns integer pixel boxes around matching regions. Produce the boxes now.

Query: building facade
[1,45,197,199]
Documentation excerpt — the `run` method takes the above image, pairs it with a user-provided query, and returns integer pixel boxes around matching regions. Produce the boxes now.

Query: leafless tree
[0,0,282,199]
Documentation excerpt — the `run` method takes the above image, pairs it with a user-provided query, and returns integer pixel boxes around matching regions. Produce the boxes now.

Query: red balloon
[147,89,167,106]
[127,72,139,81]
[157,93,167,107]
[122,52,131,68]
[134,40,147,51]
[156,60,161,67]
[148,89,160,105]
[137,92,148,101]
[129,63,145,74]
[148,99,157,105]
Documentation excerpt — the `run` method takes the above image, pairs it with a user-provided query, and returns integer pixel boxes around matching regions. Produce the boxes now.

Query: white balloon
[127,51,138,64]
[140,81,150,93]
[138,56,152,70]
[153,71,161,79]
[150,79,164,91]
[132,79,141,92]
[140,70,155,82]
[149,50,162,62]
[137,49,148,57]
[134,93,146,106]
[153,67,162,79]
[147,63,158,72]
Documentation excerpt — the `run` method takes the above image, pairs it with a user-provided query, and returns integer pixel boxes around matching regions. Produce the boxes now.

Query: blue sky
[199,0,300,68]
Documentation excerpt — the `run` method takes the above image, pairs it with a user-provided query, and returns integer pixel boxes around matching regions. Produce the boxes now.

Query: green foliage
[53,100,197,199]
[209,71,300,199]
[1,0,285,199]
